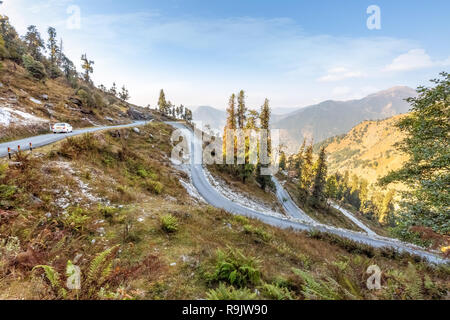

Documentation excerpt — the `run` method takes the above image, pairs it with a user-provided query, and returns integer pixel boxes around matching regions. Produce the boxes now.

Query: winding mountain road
[168,122,448,265]
[1,121,447,264]
[272,177,315,223]
[331,202,377,236]
[0,121,148,157]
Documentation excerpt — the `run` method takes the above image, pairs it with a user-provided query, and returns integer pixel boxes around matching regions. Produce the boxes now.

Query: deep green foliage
[311,147,328,208]
[206,283,258,300]
[381,72,450,236]
[160,214,178,233]
[260,283,294,300]
[211,247,261,288]
[22,54,47,80]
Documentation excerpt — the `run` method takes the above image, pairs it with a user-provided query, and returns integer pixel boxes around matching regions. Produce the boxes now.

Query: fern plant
[206,283,257,300]
[260,283,294,300]
[33,245,120,300]
[33,265,67,299]
[84,245,119,298]
[160,214,178,233]
[211,247,261,288]
[292,268,356,300]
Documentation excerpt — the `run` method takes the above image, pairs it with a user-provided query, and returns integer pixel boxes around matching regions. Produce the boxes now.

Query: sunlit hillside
[319,115,409,186]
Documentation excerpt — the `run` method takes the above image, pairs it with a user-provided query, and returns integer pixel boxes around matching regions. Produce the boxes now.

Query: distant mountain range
[192,86,417,153]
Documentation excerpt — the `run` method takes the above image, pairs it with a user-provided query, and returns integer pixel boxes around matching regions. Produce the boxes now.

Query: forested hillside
[316,114,408,186]
[0,15,155,143]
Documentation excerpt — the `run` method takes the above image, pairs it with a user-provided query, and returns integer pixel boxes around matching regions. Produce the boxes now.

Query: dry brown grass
[0,122,448,300]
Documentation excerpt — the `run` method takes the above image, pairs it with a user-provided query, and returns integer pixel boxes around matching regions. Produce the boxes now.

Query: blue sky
[1,0,449,110]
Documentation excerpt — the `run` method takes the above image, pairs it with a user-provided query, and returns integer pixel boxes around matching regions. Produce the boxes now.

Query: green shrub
[234,215,249,225]
[145,180,163,194]
[47,64,62,79]
[206,283,257,300]
[98,205,118,220]
[137,169,149,178]
[0,162,7,180]
[211,247,261,287]
[62,207,91,232]
[260,283,294,300]
[22,54,47,80]
[60,133,99,158]
[77,89,94,108]
[0,184,16,200]
[93,92,106,109]
[243,224,272,242]
[160,214,178,233]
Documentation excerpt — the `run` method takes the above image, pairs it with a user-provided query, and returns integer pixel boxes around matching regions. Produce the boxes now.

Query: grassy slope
[0,123,449,300]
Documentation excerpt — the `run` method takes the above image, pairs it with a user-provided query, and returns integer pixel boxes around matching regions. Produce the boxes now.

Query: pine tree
[47,27,59,65]
[158,89,167,114]
[24,25,45,60]
[245,109,259,130]
[279,151,287,171]
[57,38,63,66]
[256,98,273,190]
[0,15,23,63]
[298,144,313,202]
[61,53,76,81]
[237,90,247,129]
[179,104,184,118]
[378,189,395,225]
[311,147,328,208]
[223,94,237,160]
[260,98,271,131]
[359,178,369,212]
[119,85,130,101]
[325,175,338,200]
[81,53,94,83]
[110,82,117,96]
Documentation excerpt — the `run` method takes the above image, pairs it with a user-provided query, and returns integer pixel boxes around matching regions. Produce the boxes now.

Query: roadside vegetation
[1,122,448,300]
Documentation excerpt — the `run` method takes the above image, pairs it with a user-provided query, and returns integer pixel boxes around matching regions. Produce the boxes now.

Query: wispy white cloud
[318,67,364,82]
[1,1,444,109]
[383,49,450,72]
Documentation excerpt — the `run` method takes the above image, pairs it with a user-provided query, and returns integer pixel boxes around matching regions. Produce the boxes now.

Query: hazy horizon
[2,1,449,109]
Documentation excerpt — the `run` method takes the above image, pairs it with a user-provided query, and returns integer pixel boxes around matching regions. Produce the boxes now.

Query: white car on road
[52,123,73,134]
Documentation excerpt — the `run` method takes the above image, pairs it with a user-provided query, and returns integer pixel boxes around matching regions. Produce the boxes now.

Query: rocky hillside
[317,114,408,186]
[0,60,153,142]
[274,87,416,154]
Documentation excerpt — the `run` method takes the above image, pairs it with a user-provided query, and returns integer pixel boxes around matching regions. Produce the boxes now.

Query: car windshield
[55,124,66,126]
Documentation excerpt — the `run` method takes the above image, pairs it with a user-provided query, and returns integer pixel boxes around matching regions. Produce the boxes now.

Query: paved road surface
[272,177,315,223]
[0,121,148,157]
[167,122,448,265]
[331,202,377,236]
